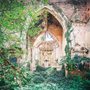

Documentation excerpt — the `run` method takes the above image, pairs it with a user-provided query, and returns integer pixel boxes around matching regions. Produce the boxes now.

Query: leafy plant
[84,70,90,90]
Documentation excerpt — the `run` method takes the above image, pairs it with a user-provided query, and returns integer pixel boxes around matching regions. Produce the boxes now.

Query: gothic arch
[38,5,69,32]
[25,5,72,65]
[34,32,57,46]
[33,5,70,56]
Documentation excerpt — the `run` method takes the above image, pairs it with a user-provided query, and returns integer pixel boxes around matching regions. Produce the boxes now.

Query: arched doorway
[26,6,70,70]
[33,31,60,68]
[31,11,63,69]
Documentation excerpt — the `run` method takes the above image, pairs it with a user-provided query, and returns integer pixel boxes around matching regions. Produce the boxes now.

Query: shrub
[84,70,90,90]
[36,65,46,72]
[31,76,45,84]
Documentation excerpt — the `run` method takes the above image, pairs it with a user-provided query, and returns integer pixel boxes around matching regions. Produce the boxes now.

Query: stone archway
[25,5,71,70]
[37,6,70,57]
[33,31,61,69]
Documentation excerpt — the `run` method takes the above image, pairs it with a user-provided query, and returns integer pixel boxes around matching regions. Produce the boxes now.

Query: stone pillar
[20,15,31,66]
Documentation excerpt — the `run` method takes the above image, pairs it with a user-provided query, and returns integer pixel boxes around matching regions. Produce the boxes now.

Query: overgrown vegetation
[0,0,90,90]
[11,66,84,90]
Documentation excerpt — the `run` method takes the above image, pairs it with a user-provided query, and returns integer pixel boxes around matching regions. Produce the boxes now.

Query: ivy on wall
[0,0,43,89]
[64,22,73,71]
[0,1,26,30]
[1,0,89,89]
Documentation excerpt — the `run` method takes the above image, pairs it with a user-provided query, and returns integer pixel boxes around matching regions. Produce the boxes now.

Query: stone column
[20,15,31,66]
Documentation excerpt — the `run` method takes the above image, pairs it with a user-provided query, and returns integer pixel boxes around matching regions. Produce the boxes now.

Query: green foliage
[41,0,49,4]
[28,24,41,37]
[0,61,85,90]
[0,0,88,90]
[84,70,90,90]
[0,1,43,89]
[15,83,61,90]
[61,22,74,71]
[72,56,90,71]
[65,22,73,60]
[36,65,46,71]
[0,1,43,90]
[28,10,42,37]
[32,76,45,84]
[0,1,26,30]
[0,29,5,48]
[14,66,84,90]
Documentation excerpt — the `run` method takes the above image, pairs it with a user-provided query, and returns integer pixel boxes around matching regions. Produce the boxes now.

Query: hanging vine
[65,22,75,70]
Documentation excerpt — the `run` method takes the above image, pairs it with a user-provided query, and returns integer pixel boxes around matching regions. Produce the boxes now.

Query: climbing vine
[0,0,49,89]
[65,22,74,71]
[0,0,89,90]
[65,22,73,62]
[60,21,74,72]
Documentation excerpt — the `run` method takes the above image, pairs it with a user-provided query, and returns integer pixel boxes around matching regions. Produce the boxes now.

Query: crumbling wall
[49,0,90,57]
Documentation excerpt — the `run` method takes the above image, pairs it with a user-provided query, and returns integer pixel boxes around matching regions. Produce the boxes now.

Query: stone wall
[18,0,90,69]
[48,0,90,57]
